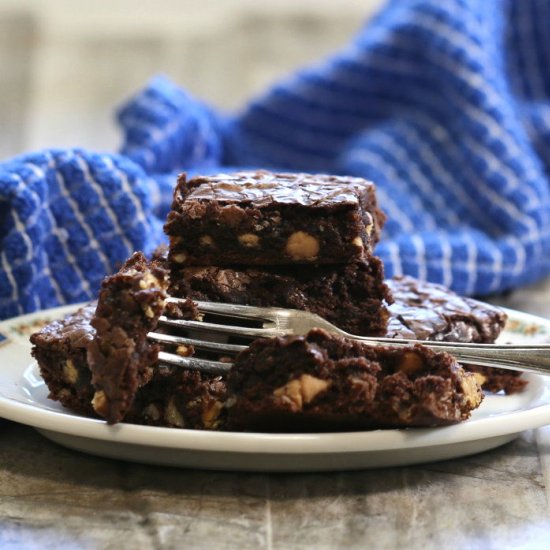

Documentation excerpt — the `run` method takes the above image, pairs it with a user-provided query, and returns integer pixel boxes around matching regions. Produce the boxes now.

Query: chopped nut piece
[202,400,224,429]
[273,374,331,410]
[143,306,155,318]
[238,233,260,247]
[219,204,246,226]
[138,272,160,289]
[143,404,160,421]
[200,235,214,246]
[273,378,303,409]
[352,236,363,249]
[460,372,483,408]
[398,351,424,375]
[285,231,320,260]
[472,372,487,387]
[300,374,331,403]
[62,359,78,384]
[173,253,187,264]
[165,398,185,427]
[176,344,193,357]
[92,390,109,417]
[225,396,237,408]
[58,389,71,400]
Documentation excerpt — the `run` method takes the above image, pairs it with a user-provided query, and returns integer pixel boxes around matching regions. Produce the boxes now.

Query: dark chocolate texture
[386,276,507,343]
[170,258,392,336]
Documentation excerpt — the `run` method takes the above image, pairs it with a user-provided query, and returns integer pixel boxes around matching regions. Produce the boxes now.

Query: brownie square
[31,304,97,418]
[164,170,385,266]
[226,328,483,432]
[386,276,507,343]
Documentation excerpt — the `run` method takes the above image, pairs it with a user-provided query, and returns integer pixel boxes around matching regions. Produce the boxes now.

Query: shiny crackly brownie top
[180,171,376,207]
[386,276,507,343]
[30,303,96,348]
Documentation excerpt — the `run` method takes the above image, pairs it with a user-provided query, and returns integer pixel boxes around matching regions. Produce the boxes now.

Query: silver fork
[147,297,550,376]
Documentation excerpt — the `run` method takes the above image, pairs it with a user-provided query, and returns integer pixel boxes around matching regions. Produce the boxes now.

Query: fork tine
[157,351,232,374]
[167,297,281,322]
[153,300,288,374]
[157,316,287,339]
[148,332,246,354]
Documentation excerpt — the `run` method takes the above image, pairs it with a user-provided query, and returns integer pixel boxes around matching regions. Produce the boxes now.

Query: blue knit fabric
[0,150,164,318]
[2,0,550,319]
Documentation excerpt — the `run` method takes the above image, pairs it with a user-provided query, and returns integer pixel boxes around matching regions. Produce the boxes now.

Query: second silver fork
[148,298,550,376]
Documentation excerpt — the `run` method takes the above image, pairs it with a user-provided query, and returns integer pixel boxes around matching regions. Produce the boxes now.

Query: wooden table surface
[2,279,550,550]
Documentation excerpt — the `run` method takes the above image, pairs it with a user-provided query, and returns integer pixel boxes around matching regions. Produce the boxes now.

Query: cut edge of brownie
[169,258,392,336]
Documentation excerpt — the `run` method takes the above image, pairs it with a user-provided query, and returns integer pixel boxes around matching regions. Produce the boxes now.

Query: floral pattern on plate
[9,317,54,338]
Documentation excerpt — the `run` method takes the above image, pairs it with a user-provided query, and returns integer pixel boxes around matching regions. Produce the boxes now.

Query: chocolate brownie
[87,252,169,424]
[31,304,97,417]
[164,171,385,266]
[386,276,507,342]
[386,276,525,394]
[170,258,392,335]
[31,300,227,429]
[226,328,483,432]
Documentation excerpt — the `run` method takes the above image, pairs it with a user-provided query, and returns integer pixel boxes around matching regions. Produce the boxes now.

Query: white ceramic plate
[1,304,550,472]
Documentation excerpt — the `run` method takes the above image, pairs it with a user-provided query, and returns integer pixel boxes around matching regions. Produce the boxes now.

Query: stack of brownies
[31,170,521,433]
[164,171,392,336]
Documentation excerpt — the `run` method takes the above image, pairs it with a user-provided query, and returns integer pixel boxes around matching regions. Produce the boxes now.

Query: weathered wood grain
[1,420,550,549]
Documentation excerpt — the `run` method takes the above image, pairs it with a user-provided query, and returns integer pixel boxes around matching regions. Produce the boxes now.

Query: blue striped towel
[2,0,550,320]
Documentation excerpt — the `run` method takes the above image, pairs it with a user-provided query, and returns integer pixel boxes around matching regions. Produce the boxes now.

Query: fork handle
[349,337,550,376]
